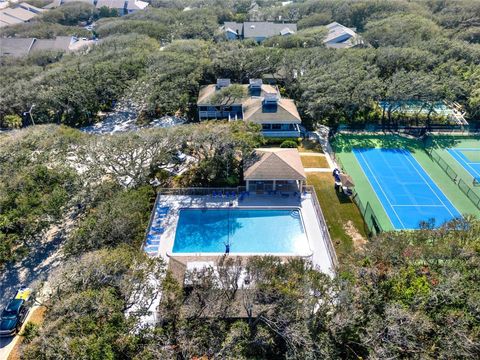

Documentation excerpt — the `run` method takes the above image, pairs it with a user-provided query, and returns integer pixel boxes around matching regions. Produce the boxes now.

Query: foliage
[66,186,154,255]
[2,114,22,128]
[41,3,97,26]
[209,84,247,105]
[21,322,40,343]
[279,139,297,148]
[22,247,165,359]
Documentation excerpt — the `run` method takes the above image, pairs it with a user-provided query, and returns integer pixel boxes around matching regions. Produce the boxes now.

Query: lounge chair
[150,226,164,234]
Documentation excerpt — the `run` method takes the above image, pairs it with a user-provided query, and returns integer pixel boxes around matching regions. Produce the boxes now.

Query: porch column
[246,180,250,192]
[273,180,276,191]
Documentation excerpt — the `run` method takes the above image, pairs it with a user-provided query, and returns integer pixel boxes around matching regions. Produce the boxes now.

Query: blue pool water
[172,208,310,254]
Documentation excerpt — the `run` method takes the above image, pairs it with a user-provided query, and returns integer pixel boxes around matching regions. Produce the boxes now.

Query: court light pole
[23,104,36,126]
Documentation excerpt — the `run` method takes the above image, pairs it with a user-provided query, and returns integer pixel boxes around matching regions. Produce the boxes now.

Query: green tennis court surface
[333,134,480,232]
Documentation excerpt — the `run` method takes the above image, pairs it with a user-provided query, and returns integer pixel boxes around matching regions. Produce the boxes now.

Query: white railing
[304,185,338,268]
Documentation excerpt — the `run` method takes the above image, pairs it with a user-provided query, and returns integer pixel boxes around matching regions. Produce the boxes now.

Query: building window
[262,124,271,130]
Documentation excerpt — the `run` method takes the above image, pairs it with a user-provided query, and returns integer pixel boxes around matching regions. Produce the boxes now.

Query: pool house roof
[244,148,306,181]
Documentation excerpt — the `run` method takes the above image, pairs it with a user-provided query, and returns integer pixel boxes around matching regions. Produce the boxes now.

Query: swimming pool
[172,208,310,254]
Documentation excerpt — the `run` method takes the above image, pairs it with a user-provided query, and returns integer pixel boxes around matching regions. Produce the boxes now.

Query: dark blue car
[0,298,29,337]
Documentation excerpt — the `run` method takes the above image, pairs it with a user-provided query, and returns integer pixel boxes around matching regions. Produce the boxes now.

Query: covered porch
[244,148,307,195]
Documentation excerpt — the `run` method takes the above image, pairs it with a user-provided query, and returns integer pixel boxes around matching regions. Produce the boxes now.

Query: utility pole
[23,104,35,126]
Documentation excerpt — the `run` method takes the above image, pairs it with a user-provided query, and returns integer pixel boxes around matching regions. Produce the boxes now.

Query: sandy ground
[343,220,367,250]
[0,213,75,359]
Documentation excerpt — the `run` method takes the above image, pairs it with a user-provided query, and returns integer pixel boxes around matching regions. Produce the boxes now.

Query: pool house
[244,148,306,194]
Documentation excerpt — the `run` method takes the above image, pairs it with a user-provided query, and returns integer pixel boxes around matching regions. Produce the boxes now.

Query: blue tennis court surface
[447,148,480,181]
[353,148,461,229]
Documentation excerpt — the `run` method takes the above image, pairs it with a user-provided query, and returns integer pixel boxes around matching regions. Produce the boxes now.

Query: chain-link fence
[430,150,459,181]
[352,190,383,236]
[458,179,480,210]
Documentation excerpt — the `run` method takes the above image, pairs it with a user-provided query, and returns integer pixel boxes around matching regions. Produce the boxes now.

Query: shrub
[22,322,39,343]
[263,137,300,146]
[280,140,298,148]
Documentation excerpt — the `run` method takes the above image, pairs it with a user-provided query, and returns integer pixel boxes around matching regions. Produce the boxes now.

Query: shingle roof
[95,0,125,9]
[243,22,297,38]
[223,22,297,39]
[324,22,356,44]
[18,2,46,13]
[197,83,278,105]
[0,12,23,25]
[0,37,35,57]
[242,97,301,124]
[244,148,306,181]
[30,36,72,52]
[126,0,148,10]
[224,21,243,34]
[1,7,37,21]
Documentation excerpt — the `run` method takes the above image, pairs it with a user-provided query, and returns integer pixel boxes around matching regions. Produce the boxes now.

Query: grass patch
[307,173,367,260]
[298,139,323,153]
[301,155,329,168]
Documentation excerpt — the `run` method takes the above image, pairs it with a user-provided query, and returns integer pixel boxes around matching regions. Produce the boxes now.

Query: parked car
[0,288,31,337]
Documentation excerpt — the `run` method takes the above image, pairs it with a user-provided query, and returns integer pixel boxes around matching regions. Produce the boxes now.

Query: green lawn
[301,155,329,168]
[298,139,324,153]
[307,173,367,260]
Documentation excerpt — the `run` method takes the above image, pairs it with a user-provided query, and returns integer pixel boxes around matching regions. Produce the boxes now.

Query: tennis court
[353,148,461,230]
[447,148,480,182]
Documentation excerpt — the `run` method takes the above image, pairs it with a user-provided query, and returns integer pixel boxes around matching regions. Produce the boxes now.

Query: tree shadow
[0,222,67,310]
[332,133,426,153]
[334,188,354,204]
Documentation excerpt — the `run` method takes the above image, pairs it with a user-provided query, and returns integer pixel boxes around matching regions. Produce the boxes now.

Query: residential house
[323,22,363,49]
[222,21,297,42]
[43,0,94,8]
[0,36,89,57]
[126,0,148,14]
[0,3,42,27]
[95,0,126,15]
[197,78,302,138]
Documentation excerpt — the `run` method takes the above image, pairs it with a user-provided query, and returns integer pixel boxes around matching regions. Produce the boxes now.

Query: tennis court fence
[352,190,383,236]
[458,179,480,210]
[429,150,459,181]
[429,150,480,211]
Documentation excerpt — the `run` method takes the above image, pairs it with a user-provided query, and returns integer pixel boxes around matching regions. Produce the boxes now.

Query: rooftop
[0,37,35,57]
[244,148,306,181]
[223,21,297,39]
[95,0,125,9]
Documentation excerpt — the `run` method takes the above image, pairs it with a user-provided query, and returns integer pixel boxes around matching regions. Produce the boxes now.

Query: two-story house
[197,79,302,138]
[222,21,297,42]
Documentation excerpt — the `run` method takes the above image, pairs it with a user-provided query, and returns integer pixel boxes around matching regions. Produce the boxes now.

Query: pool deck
[151,193,335,277]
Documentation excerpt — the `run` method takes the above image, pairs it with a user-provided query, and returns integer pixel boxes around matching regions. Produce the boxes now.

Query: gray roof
[0,12,24,25]
[1,7,36,21]
[224,21,243,34]
[223,22,297,39]
[95,0,125,9]
[126,0,148,10]
[0,37,35,57]
[323,22,356,44]
[0,36,73,57]
[30,36,72,52]
[243,22,297,39]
